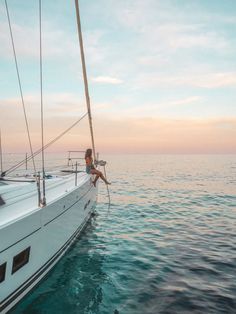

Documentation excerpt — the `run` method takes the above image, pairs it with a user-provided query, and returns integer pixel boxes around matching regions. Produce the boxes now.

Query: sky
[0,0,236,154]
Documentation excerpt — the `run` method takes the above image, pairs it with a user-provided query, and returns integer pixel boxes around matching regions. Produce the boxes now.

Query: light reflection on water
[8,154,236,314]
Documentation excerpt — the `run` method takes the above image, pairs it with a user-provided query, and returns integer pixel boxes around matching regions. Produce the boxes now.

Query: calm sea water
[8,154,236,314]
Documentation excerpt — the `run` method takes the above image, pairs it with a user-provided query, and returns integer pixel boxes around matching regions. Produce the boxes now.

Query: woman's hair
[85,148,92,159]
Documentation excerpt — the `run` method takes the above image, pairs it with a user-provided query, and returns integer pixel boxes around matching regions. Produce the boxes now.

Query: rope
[103,164,111,211]
[4,0,38,179]
[3,112,88,176]
[39,0,46,205]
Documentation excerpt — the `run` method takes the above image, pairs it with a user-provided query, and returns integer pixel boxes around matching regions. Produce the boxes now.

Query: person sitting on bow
[85,148,111,186]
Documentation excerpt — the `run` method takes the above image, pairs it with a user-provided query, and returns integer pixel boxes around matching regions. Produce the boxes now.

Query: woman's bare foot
[106,181,111,185]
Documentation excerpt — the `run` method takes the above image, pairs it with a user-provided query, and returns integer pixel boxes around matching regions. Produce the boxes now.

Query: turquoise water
[10,155,236,314]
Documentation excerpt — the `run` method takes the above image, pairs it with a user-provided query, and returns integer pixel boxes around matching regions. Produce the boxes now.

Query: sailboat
[0,1,103,312]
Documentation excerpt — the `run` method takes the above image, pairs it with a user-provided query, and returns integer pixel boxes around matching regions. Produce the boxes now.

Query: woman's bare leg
[91,169,111,185]
[100,172,111,184]
[93,174,99,186]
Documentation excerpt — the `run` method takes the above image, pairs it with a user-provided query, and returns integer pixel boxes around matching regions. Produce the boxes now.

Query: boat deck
[0,171,90,228]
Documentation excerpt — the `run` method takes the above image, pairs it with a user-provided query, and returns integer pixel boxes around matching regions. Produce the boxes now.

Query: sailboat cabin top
[0,170,90,228]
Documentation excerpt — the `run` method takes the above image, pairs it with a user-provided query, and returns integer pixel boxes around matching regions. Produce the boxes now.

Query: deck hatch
[0,262,7,283]
[12,247,30,274]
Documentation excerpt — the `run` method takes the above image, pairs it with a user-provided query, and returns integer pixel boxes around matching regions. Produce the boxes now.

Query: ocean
[7,154,236,314]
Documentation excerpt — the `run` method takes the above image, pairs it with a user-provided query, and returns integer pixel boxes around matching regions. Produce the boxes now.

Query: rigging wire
[39,0,46,205]
[2,112,88,176]
[3,2,110,211]
[4,0,38,179]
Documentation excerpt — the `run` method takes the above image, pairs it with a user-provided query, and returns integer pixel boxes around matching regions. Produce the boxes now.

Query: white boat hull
[0,174,97,313]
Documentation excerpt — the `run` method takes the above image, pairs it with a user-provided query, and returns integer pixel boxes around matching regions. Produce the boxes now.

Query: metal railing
[67,150,85,167]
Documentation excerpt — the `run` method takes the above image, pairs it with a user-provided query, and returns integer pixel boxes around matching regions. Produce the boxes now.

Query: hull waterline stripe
[0,208,94,312]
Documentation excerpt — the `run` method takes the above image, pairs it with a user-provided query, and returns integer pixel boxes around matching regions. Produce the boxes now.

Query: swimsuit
[86,165,91,174]
[85,157,95,174]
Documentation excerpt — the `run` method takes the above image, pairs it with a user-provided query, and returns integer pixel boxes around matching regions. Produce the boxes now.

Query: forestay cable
[4,0,38,179]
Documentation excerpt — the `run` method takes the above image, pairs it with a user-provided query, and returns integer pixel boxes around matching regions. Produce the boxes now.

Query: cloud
[134,72,236,89]
[1,0,236,156]
[166,96,201,106]
[195,72,236,88]
[167,31,228,50]
[0,21,64,59]
[0,19,107,66]
[137,55,169,66]
[133,24,229,60]
[108,96,202,118]
[0,72,235,155]
[92,76,123,85]
[111,0,231,53]
[0,92,87,119]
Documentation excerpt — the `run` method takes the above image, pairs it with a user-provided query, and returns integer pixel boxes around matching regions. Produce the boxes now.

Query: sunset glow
[0,0,235,154]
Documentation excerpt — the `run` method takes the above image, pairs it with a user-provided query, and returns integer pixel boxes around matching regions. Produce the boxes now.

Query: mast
[74,0,96,161]
[39,0,46,206]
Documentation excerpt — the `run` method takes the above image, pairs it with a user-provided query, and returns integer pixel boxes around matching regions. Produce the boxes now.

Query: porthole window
[0,262,7,283]
[12,247,30,274]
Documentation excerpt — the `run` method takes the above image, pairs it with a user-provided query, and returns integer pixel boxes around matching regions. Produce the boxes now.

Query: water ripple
[11,155,236,314]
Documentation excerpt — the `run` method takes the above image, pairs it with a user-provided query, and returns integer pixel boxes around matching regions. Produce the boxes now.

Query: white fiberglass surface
[0,172,90,228]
